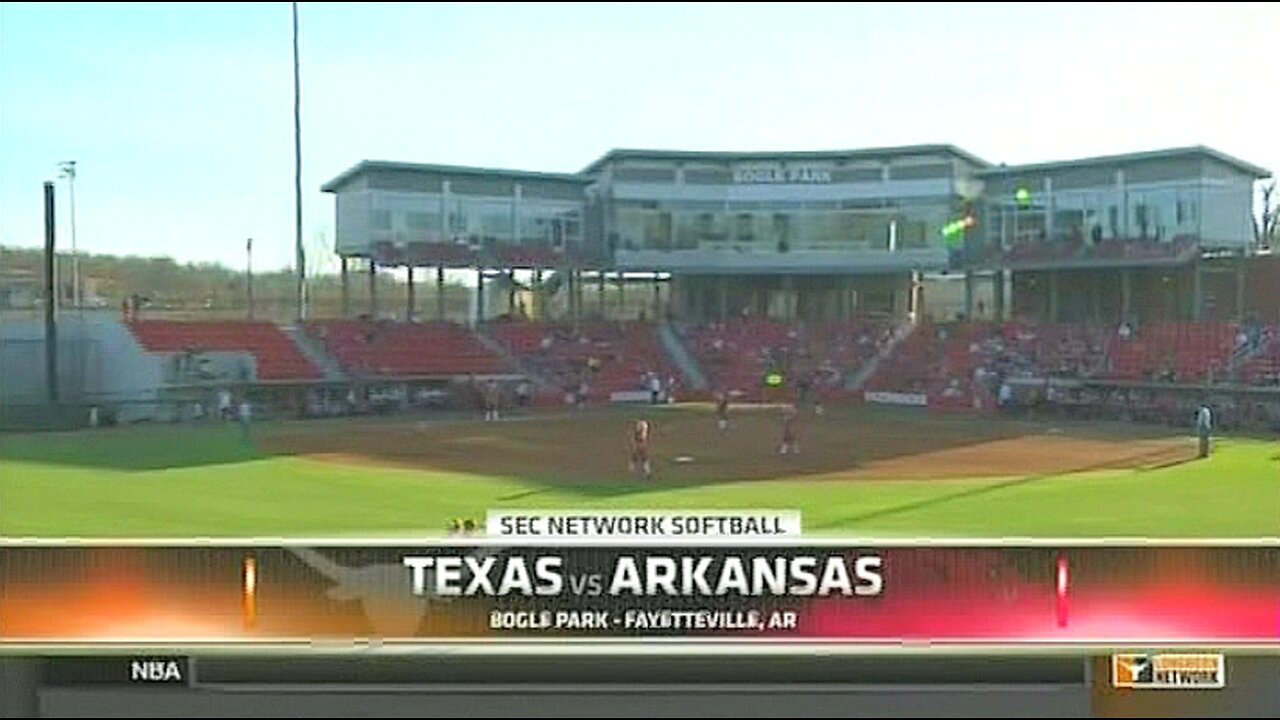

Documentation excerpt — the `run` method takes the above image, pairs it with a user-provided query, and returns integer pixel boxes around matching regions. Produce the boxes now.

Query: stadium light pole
[292,1,306,322]
[246,237,255,320]
[58,160,79,312]
[43,181,58,403]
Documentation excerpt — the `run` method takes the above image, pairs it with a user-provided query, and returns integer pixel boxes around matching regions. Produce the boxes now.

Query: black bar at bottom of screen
[44,657,191,687]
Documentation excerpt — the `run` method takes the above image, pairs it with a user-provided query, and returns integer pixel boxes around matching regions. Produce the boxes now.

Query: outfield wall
[0,315,164,427]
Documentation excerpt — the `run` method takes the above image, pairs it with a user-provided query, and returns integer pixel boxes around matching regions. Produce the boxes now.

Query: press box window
[736,214,755,242]
[407,212,439,230]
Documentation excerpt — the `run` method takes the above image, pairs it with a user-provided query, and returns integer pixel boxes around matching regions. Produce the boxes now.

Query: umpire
[1195,403,1213,459]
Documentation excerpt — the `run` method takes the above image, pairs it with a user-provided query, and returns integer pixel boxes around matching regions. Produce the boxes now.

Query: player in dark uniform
[629,420,653,479]
[715,391,730,431]
[779,405,800,455]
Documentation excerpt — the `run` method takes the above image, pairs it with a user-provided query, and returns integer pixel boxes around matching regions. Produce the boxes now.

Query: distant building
[323,144,1270,325]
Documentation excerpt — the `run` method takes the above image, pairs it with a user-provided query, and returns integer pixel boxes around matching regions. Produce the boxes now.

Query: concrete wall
[0,314,164,422]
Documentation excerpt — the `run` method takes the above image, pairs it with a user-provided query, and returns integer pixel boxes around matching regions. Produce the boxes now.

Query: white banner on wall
[863,391,929,407]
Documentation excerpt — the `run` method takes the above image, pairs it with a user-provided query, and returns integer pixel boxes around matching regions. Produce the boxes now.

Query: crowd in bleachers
[488,320,678,403]
[863,323,988,408]
[686,317,893,401]
[1238,324,1280,386]
[1107,322,1239,382]
[995,382,1280,432]
[866,319,1280,420]
[126,314,1280,430]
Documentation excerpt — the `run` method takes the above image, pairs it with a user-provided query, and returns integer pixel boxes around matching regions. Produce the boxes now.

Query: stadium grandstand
[2,143,1277,433]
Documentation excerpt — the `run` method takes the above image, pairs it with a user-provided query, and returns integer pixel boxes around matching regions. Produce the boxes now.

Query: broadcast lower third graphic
[285,545,505,637]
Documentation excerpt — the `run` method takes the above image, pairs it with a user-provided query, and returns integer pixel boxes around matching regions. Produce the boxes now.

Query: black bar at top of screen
[189,655,1084,686]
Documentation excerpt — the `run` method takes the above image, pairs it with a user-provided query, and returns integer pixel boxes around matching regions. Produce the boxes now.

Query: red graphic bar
[0,545,1275,645]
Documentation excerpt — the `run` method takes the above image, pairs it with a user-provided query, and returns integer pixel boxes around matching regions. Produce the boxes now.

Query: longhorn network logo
[1111,653,1225,690]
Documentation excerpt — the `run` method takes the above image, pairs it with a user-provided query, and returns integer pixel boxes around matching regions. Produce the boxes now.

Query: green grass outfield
[1,420,1277,538]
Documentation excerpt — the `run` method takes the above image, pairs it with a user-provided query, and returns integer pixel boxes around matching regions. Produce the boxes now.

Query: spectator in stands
[1046,384,1063,406]
[973,366,990,391]
[1118,321,1133,341]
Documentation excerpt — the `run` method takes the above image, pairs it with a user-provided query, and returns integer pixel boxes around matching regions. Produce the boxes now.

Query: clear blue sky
[2,2,1276,272]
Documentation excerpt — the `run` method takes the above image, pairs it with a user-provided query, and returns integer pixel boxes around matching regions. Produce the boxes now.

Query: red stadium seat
[489,321,678,401]
[306,320,506,377]
[128,321,322,381]
[866,319,1249,406]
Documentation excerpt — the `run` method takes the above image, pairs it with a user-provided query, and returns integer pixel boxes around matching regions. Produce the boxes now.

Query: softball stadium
[2,144,1278,539]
